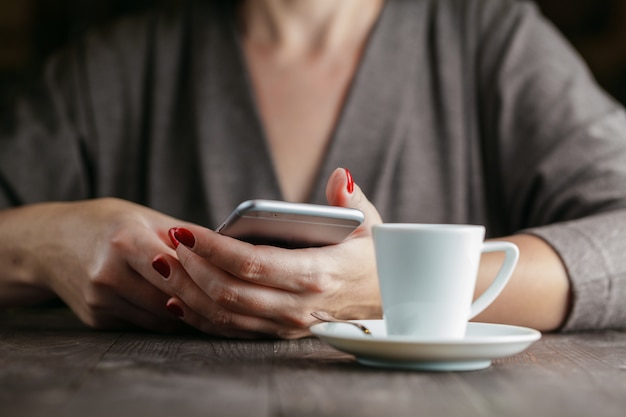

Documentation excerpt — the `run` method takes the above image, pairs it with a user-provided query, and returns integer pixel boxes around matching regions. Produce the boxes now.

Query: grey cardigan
[1,0,626,330]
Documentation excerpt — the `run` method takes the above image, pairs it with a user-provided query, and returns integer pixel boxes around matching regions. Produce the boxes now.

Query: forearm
[0,204,63,307]
[473,234,571,332]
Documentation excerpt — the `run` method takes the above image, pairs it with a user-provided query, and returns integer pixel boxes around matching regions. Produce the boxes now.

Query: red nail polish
[168,228,179,248]
[345,168,354,194]
[173,228,195,248]
[166,300,184,318]
[152,255,170,279]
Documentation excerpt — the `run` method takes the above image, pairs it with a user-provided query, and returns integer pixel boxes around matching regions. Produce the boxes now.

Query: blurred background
[1,0,626,107]
[0,0,158,109]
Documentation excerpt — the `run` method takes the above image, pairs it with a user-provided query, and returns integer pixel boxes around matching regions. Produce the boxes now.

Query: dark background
[0,0,160,108]
[1,0,626,106]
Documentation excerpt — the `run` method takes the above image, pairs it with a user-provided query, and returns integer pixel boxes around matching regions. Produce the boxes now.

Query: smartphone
[216,199,364,248]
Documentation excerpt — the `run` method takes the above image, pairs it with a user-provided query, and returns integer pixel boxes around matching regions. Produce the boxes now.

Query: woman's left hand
[155,168,383,339]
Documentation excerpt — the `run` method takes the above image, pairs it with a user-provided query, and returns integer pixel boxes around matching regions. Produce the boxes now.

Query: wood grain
[1,308,626,417]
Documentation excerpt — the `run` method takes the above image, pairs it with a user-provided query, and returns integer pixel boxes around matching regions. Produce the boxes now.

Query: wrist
[0,203,70,306]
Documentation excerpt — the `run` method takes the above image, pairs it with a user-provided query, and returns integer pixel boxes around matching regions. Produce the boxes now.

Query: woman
[0,0,624,338]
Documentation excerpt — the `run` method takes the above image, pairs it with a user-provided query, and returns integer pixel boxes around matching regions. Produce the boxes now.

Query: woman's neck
[239,0,384,56]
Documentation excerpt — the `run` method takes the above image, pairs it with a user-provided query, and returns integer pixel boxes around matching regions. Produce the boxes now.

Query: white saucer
[310,320,541,371]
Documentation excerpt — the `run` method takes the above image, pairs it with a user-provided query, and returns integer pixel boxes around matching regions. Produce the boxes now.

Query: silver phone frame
[216,199,364,248]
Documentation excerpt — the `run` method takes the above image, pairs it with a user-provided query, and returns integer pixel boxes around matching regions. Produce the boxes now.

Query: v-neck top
[2,0,626,331]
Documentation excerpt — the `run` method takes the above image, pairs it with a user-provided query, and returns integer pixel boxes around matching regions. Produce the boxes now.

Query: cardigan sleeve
[475,0,626,330]
[0,45,93,207]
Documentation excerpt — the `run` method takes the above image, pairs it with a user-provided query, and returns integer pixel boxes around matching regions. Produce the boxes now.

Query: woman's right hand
[150,168,385,339]
[0,198,186,331]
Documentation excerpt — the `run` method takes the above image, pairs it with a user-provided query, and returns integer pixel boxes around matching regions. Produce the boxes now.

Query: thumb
[325,168,383,229]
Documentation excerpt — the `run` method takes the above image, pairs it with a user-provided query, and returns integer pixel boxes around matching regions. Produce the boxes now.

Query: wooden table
[1,308,625,417]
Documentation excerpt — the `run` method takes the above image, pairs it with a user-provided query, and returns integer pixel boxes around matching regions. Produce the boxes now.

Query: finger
[163,295,302,339]
[78,284,182,333]
[172,226,332,293]
[164,247,309,324]
[114,264,181,323]
[119,221,180,297]
[154,251,221,306]
[91,221,188,328]
[115,301,184,333]
[325,167,383,231]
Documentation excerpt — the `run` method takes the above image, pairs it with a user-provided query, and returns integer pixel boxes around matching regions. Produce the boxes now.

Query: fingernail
[152,255,171,279]
[168,228,179,248]
[345,168,354,194]
[173,227,195,248]
[166,300,184,318]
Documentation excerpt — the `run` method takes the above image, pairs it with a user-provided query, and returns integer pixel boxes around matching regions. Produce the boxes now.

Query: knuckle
[213,286,240,309]
[301,271,334,294]
[89,270,111,287]
[210,308,235,327]
[284,313,310,329]
[83,288,107,310]
[275,307,311,328]
[108,227,135,254]
[88,266,122,290]
[237,251,265,281]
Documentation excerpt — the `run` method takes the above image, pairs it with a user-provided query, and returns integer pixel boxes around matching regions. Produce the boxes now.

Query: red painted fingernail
[168,228,179,248]
[166,300,184,318]
[345,168,354,194]
[152,255,170,279]
[173,228,195,248]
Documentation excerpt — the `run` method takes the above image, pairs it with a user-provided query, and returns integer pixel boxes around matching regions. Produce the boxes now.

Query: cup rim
[373,223,485,231]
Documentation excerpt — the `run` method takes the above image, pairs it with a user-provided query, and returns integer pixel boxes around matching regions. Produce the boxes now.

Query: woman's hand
[156,168,383,338]
[0,198,187,332]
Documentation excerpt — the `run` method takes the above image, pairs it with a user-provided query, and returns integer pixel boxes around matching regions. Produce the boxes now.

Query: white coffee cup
[372,223,519,339]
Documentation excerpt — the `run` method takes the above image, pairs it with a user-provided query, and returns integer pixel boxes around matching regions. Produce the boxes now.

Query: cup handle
[469,241,519,319]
